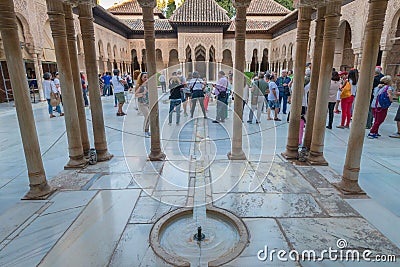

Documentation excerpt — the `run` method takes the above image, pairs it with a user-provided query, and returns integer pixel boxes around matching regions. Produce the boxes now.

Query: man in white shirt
[267,74,281,121]
[159,72,166,93]
[111,69,127,116]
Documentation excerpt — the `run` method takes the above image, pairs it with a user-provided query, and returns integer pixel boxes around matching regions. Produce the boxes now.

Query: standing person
[189,71,207,119]
[80,72,89,107]
[159,72,167,93]
[349,69,359,116]
[337,71,352,128]
[389,89,400,138]
[126,72,133,90]
[168,76,184,125]
[177,70,189,116]
[135,72,151,137]
[368,76,393,139]
[267,74,281,121]
[53,72,62,105]
[276,69,291,114]
[112,69,127,116]
[367,67,385,129]
[248,72,269,124]
[327,71,341,129]
[213,71,229,123]
[242,77,249,121]
[43,72,63,118]
[102,72,112,96]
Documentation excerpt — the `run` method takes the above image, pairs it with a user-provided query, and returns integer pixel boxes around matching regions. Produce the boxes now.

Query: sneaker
[145,132,151,138]
[274,118,281,121]
[367,133,378,139]
[60,113,64,117]
[326,126,332,129]
[389,132,400,138]
[334,110,341,114]
[247,120,252,124]
[50,114,56,118]
[336,125,345,129]
[344,125,350,129]
[376,133,381,137]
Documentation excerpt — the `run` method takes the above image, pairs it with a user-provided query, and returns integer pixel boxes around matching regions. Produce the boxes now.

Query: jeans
[83,89,89,106]
[279,92,288,114]
[190,91,206,118]
[169,99,182,124]
[47,99,61,114]
[327,102,336,128]
[366,106,373,128]
[216,95,227,121]
[103,84,111,96]
[370,108,388,134]
[341,96,354,126]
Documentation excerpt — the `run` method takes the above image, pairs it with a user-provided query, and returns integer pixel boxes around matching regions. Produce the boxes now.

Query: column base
[307,151,328,166]
[333,180,366,196]
[22,182,56,200]
[227,151,246,161]
[281,146,299,160]
[97,150,114,162]
[149,151,166,161]
[64,157,89,170]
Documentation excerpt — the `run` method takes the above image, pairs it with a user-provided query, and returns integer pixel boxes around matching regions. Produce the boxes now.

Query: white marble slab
[0,202,46,242]
[39,189,141,267]
[89,173,133,190]
[42,191,97,215]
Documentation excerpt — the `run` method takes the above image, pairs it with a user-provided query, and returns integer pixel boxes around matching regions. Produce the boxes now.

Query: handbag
[50,92,60,107]
[340,81,351,99]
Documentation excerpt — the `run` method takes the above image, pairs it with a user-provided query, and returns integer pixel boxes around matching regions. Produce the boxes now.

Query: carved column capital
[232,0,252,9]
[137,0,156,9]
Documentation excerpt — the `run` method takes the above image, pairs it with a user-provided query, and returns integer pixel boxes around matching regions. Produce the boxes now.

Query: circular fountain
[150,207,249,266]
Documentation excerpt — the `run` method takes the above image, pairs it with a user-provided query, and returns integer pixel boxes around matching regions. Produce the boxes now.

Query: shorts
[268,100,279,109]
[115,92,125,104]
[185,93,192,99]
[395,105,400,121]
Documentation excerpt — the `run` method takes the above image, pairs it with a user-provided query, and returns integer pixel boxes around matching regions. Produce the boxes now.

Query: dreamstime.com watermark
[257,239,397,263]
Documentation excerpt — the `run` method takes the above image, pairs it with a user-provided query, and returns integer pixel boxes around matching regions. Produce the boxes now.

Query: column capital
[137,0,156,8]
[232,0,252,9]
[69,0,96,6]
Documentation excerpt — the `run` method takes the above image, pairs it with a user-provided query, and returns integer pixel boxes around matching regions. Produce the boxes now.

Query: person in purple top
[102,72,112,96]
[212,70,229,123]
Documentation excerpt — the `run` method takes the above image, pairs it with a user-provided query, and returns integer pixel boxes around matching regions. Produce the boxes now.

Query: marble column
[353,53,360,70]
[78,1,113,162]
[0,0,54,199]
[64,2,90,156]
[303,6,326,150]
[46,0,87,169]
[308,1,342,165]
[337,0,389,194]
[381,49,389,73]
[281,6,312,160]
[246,62,251,72]
[138,0,165,161]
[32,53,45,101]
[228,0,251,160]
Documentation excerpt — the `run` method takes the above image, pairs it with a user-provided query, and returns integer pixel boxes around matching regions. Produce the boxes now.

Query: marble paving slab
[261,163,317,194]
[214,193,324,218]
[313,189,361,217]
[0,208,82,267]
[39,189,141,267]
[278,217,400,257]
[48,171,96,190]
[0,202,46,242]
[79,157,130,174]
[295,167,334,189]
[42,190,97,215]
[129,196,181,224]
[89,173,134,190]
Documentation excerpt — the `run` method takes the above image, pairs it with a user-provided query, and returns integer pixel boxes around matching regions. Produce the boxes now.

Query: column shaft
[303,6,326,149]
[78,2,113,162]
[308,2,342,165]
[33,53,45,101]
[381,50,389,73]
[140,2,165,161]
[64,3,90,156]
[338,0,389,194]
[228,1,250,160]
[282,6,312,159]
[46,0,87,169]
[0,0,54,199]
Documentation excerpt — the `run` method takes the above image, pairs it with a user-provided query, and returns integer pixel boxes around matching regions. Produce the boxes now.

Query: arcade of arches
[2,0,400,103]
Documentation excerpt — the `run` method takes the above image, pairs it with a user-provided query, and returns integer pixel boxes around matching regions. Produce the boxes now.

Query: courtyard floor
[0,91,399,266]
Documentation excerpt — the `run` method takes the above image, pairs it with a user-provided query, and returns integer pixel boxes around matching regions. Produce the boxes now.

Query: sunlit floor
[0,92,399,266]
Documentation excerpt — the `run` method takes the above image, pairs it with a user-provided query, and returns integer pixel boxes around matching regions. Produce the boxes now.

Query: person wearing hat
[368,75,393,139]
[43,72,63,118]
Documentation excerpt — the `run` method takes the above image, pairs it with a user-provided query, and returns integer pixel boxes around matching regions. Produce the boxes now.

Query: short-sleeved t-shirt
[102,75,112,85]
[268,81,278,101]
[54,78,61,94]
[112,76,125,93]
[252,79,269,95]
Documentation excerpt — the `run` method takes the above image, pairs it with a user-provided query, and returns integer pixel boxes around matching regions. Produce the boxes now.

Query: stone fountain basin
[150,206,249,266]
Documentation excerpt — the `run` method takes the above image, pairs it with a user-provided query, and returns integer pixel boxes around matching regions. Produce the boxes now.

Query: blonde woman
[135,72,151,137]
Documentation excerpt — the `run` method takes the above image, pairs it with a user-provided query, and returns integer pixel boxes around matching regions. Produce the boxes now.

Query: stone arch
[281,45,287,70]
[222,49,233,74]
[107,43,112,71]
[98,40,105,73]
[260,48,269,71]
[156,49,164,72]
[15,13,34,54]
[287,43,294,70]
[131,49,140,71]
[113,45,118,61]
[336,20,355,71]
[385,12,400,78]
[209,46,216,80]
[194,45,206,78]
[168,49,179,68]
[186,45,193,73]
[251,49,258,72]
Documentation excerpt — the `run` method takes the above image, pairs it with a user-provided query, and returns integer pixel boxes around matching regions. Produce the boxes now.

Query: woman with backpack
[168,75,184,125]
[367,75,393,139]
